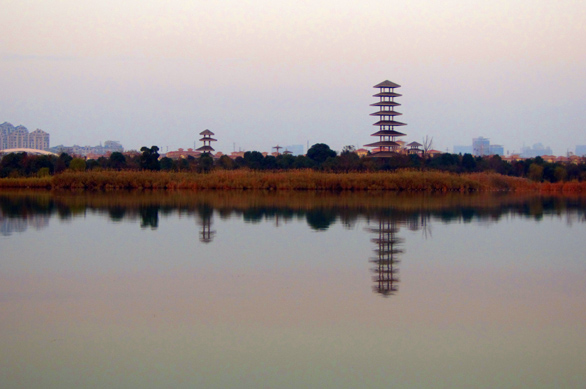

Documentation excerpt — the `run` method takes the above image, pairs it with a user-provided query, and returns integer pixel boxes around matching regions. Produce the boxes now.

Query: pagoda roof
[373,92,402,98]
[364,141,400,147]
[199,137,217,142]
[373,120,407,126]
[374,80,401,88]
[370,110,402,116]
[200,129,215,135]
[370,101,401,107]
[369,151,400,158]
[407,141,422,147]
[196,145,215,151]
[370,130,406,137]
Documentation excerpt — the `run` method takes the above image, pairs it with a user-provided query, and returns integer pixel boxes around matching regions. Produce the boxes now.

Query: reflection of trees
[3,191,586,244]
[108,206,126,222]
[306,208,337,231]
[139,205,159,229]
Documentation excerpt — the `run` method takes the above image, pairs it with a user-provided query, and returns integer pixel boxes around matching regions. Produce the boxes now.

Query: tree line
[2,143,586,183]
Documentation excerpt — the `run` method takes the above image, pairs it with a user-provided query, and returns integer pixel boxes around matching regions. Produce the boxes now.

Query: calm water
[1,191,585,388]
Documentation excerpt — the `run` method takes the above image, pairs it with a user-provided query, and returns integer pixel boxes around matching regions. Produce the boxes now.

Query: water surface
[1,191,585,388]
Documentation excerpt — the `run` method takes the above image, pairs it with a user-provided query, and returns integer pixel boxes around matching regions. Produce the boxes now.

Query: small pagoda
[197,129,217,154]
[406,141,423,155]
[365,80,407,157]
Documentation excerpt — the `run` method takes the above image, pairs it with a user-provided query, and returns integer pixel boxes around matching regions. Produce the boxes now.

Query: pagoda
[365,80,406,157]
[197,129,217,154]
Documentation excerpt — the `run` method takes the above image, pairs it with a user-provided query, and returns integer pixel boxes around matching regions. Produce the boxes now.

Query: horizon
[2,0,585,156]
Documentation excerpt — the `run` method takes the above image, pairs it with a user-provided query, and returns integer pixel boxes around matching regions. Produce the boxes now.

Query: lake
[1,190,585,388]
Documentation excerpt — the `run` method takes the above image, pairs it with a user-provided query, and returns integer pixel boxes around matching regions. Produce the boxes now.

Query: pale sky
[2,0,585,155]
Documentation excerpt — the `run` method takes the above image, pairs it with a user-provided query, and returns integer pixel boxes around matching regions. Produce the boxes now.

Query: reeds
[0,176,52,189]
[2,169,586,192]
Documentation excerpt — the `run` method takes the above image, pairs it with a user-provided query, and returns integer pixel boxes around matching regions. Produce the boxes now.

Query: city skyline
[2,1,585,156]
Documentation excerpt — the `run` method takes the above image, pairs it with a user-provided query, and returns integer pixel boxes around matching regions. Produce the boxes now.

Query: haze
[2,0,585,155]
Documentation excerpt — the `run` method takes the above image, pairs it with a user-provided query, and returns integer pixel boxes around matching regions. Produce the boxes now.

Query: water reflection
[3,191,585,234]
[197,204,215,243]
[2,190,586,298]
[368,219,403,296]
[3,190,586,388]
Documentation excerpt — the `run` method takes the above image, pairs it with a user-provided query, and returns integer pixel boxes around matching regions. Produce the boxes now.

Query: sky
[1,0,585,155]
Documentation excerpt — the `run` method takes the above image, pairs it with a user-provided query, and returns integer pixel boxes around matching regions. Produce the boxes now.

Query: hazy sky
[2,0,585,155]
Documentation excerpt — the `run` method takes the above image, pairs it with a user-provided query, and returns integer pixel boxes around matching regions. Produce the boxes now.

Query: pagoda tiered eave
[373,120,406,126]
[370,130,406,137]
[370,101,401,107]
[374,80,401,88]
[370,111,402,116]
[373,92,402,98]
[364,141,400,147]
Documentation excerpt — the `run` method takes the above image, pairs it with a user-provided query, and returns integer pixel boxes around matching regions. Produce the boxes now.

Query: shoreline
[1,169,585,193]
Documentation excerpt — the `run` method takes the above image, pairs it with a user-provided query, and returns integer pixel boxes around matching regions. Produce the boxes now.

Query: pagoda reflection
[196,204,216,243]
[366,218,404,297]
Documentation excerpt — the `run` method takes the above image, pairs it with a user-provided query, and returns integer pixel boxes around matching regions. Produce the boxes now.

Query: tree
[341,145,356,155]
[140,146,160,170]
[197,153,214,173]
[243,151,264,170]
[55,153,73,173]
[109,152,126,170]
[217,155,235,170]
[422,135,434,155]
[461,153,476,171]
[528,163,544,182]
[307,143,336,165]
[160,157,175,171]
[554,166,568,182]
[69,158,86,172]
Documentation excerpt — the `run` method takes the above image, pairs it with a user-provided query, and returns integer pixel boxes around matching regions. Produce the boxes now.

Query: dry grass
[0,176,52,189]
[2,169,586,193]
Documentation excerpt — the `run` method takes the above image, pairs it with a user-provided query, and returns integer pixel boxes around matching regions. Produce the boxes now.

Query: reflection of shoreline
[1,192,585,236]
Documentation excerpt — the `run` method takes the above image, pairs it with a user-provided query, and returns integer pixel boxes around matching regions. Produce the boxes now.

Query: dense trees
[2,143,586,183]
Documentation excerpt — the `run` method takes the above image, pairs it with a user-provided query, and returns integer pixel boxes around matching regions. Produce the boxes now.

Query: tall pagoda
[365,80,406,157]
[197,129,217,154]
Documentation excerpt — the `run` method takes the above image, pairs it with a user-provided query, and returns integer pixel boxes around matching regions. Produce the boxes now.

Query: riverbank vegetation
[1,144,586,192]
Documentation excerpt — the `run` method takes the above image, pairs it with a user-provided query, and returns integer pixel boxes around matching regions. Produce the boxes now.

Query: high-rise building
[28,129,50,150]
[0,122,50,151]
[520,143,553,158]
[364,80,407,156]
[472,137,490,156]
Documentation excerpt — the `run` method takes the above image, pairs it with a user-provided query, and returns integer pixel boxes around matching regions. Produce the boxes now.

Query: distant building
[0,122,50,151]
[453,145,473,154]
[456,137,503,156]
[489,144,504,156]
[472,137,490,156]
[575,145,586,157]
[165,148,201,159]
[284,144,304,156]
[520,143,553,158]
[356,148,369,157]
[50,140,123,157]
